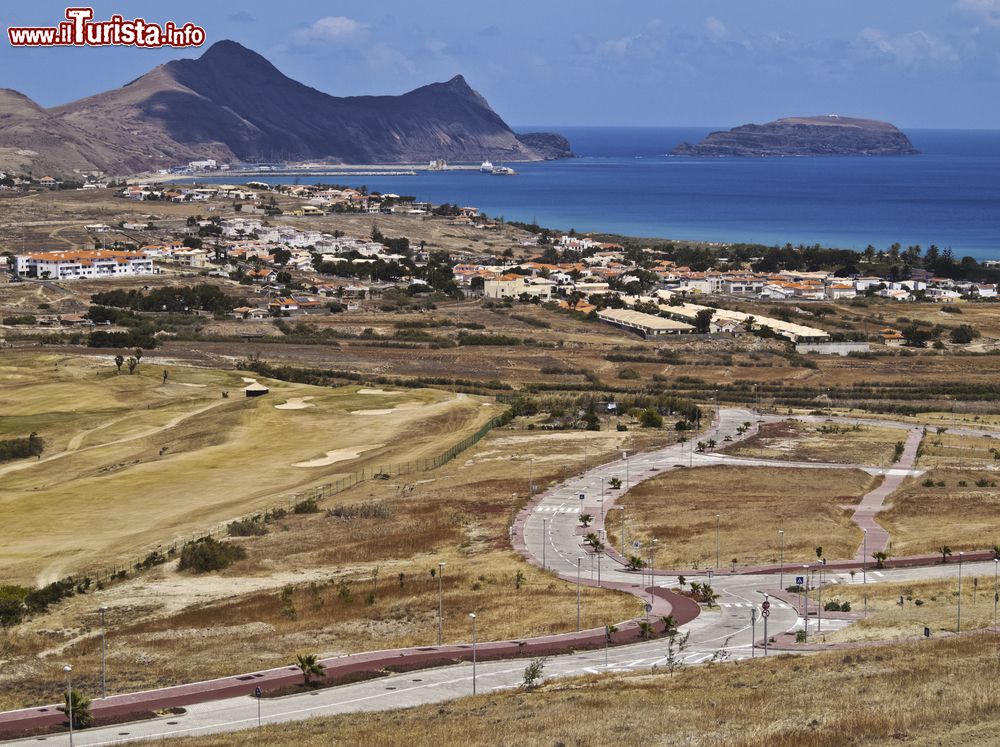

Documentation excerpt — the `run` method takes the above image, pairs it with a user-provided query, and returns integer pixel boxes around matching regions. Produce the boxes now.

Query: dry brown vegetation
[0,418,658,711]
[917,431,1000,468]
[155,633,1000,747]
[606,466,877,568]
[880,469,1000,557]
[725,419,903,466]
[824,574,1000,643]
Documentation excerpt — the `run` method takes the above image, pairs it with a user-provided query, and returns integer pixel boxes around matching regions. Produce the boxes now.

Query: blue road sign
[795,576,805,585]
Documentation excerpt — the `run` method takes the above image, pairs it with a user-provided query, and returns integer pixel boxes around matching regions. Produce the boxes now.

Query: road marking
[873,571,885,577]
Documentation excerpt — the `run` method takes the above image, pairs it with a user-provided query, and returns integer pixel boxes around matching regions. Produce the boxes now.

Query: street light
[576,557,582,631]
[863,528,868,584]
[715,514,720,570]
[99,605,108,699]
[623,450,630,491]
[958,552,964,633]
[778,530,785,589]
[469,613,478,695]
[650,539,658,605]
[762,593,769,657]
[63,664,74,747]
[803,565,810,643]
[437,562,445,645]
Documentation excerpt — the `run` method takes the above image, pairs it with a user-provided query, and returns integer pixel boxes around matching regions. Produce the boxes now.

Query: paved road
[3,408,990,745]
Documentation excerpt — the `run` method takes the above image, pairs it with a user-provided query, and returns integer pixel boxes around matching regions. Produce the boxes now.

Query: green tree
[521,657,547,690]
[296,653,326,687]
[640,409,663,428]
[940,545,952,564]
[113,354,124,373]
[126,356,138,374]
[694,308,715,334]
[579,513,594,528]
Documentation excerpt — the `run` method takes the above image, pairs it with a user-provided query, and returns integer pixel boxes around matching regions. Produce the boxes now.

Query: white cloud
[954,0,1000,28]
[856,27,958,69]
[294,16,369,46]
[705,16,728,41]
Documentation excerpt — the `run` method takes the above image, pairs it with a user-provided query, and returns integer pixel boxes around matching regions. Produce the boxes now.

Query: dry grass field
[725,419,903,466]
[0,351,500,585]
[822,574,1000,643]
[155,632,1000,747]
[605,466,877,568]
[0,408,657,711]
[917,431,1000,468]
[879,469,1000,557]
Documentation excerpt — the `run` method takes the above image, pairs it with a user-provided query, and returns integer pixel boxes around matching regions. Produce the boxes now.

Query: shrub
[178,537,246,573]
[227,517,268,537]
[293,498,320,514]
[618,368,640,380]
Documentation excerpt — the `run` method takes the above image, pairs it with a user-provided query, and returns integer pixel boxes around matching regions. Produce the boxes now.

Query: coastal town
[3,179,997,353]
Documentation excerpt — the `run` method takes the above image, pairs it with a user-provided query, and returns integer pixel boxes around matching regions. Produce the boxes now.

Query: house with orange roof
[15,249,154,280]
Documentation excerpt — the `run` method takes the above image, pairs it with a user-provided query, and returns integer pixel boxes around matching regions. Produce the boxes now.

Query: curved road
[4,408,997,745]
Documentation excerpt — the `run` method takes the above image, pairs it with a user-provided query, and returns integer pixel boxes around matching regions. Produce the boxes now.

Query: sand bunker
[241,377,258,384]
[177,383,208,388]
[293,443,384,468]
[350,403,426,416]
[275,396,315,410]
[358,388,388,395]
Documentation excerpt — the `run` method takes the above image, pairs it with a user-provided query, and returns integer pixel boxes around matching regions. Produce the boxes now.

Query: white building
[15,250,154,280]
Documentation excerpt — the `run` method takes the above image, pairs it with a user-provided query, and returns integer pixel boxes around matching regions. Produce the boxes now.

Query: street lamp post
[751,607,756,659]
[99,605,108,699]
[994,559,999,630]
[863,528,868,584]
[64,664,74,747]
[650,539,658,605]
[469,613,478,695]
[623,450,630,491]
[437,562,445,645]
[958,552,964,633]
[762,593,769,657]
[778,530,785,589]
[620,510,626,558]
[576,557,582,631]
[803,565,810,643]
[596,545,602,588]
[715,514,720,570]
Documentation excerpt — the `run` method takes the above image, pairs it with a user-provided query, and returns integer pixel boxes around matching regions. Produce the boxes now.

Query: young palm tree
[296,653,326,687]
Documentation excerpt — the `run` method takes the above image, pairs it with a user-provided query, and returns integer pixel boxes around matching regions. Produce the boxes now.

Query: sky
[2,1,999,128]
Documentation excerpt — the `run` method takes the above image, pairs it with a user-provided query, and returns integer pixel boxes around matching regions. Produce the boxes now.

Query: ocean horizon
[189,126,1000,261]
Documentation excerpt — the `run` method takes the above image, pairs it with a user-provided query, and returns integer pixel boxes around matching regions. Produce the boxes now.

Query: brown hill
[671,115,918,157]
[0,40,570,176]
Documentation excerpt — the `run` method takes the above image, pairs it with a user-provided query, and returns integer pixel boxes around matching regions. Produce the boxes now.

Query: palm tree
[59,688,92,729]
[941,546,952,564]
[296,653,325,687]
[626,555,645,571]
[872,551,888,569]
[579,513,594,528]
[114,354,124,373]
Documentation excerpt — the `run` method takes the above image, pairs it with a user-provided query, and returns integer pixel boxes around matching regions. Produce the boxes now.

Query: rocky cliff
[671,115,918,157]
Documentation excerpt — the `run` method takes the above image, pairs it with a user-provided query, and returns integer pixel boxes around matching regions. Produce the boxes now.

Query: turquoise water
[191,127,1000,260]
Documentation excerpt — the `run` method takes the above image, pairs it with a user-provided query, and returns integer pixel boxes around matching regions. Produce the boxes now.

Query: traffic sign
[632,540,641,550]
[760,609,769,618]
[579,493,585,501]
[795,576,805,585]
[644,603,653,613]
[254,686,262,698]
[761,600,771,611]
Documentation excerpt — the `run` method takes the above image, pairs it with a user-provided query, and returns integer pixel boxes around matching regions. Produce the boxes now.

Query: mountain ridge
[0,40,570,176]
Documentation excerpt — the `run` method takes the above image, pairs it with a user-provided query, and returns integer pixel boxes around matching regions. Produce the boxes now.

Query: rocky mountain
[671,115,918,157]
[0,40,570,176]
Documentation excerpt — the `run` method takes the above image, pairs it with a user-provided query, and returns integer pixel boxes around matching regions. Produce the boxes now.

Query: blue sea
[193,127,1000,261]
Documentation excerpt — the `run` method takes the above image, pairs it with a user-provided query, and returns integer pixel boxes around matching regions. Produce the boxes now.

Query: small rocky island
[671,115,919,157]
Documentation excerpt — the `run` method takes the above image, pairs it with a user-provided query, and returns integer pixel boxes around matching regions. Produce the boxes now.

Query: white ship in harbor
[480,158,516,175]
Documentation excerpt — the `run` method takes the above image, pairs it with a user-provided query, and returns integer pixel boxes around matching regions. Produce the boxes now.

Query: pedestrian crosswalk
[720,602,791,609]
[535,505,581,514]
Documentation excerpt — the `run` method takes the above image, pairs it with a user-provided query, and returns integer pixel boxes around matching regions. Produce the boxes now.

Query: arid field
[605,465,877,568]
